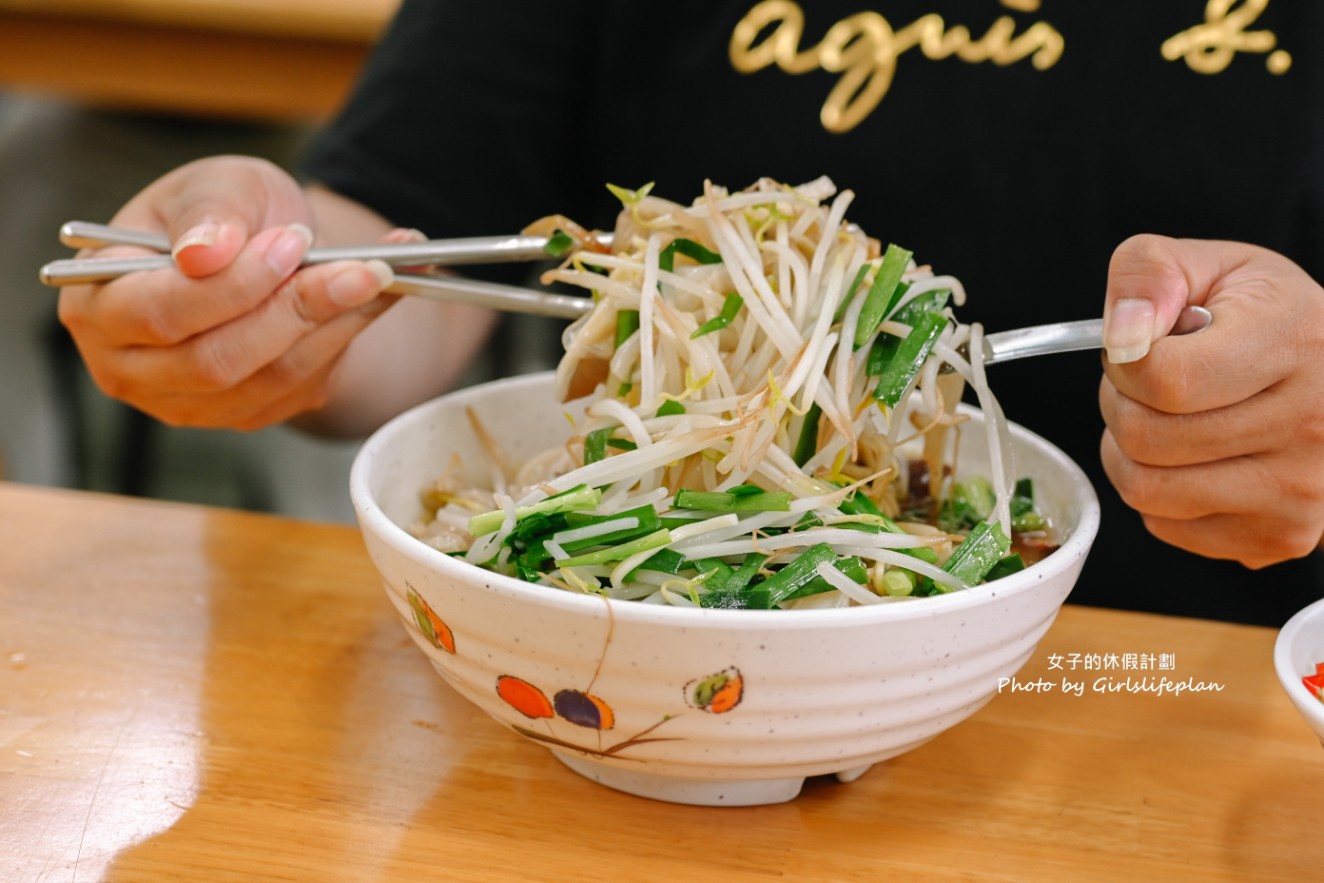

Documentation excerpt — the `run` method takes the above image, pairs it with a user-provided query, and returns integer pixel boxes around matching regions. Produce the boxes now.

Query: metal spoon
[980,305,1213,366]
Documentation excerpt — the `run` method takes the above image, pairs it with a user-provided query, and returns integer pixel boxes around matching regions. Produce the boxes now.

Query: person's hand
[57,155,400,430]
[1099,234,1324,568]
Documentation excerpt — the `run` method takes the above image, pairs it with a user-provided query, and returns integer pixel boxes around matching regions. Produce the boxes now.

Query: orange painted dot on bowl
[407,587,455,654]
[687,668,743,714]
[496,675,554,719]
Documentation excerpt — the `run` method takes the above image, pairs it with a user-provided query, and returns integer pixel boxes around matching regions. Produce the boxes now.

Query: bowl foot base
[552,751,873,806]
[834,763,873,784]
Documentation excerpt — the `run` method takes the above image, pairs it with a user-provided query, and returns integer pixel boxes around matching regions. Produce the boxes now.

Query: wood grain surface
[1,481,1320,882]
[0,0,400,120]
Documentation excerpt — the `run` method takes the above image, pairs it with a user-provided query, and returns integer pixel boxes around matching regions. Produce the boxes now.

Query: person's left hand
[1099,234,1324,568]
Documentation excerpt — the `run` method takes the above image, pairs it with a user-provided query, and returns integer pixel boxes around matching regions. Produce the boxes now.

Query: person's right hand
[57,155,399,430]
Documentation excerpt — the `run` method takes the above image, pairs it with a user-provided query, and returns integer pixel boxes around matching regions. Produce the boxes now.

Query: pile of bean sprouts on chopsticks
[412,177,1054,609]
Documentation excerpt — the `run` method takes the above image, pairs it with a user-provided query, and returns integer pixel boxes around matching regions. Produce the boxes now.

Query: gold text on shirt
[729,0,1065,133]
[1162,0,1291,75]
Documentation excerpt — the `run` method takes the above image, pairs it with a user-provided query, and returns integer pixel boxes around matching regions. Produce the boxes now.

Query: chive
[882,568,916,597]
[691,292,744,339]
[555,529,671,568]
[871,311,949,406]
[606,438,637,452]
[939,477,996,531]
[1012,511,1049,533]
[1010,478,1048,532]
[725,484,765,496]
[657,399,686,417]
[469,484,601,537]
[882,279,912,320]
[792,402,822,467]
[795,509,877,534]
[838,489,939,565]
[700,552,771,607]
[542,230,574,256]
[938,520,1012,590]
[895,287,951,321]
[513,548,547,571]
[626,547,688,577]
[726,552,768,591]
[904,545,940,566]
[659,516,705,531]
[911,577,942,597]
[693,557,735,587]
[584,427,613,465]
[659,238,722,273]
[837,487,890,521]
[781,555,869,602]
[866,288,951,376]
[559,506,660,550]
[700,585,775,609]
[757,542,868,603]
[757,543,836,604]
[852,244,913,349]
[615,309,640,348]
[614,309,641,397]
[833,263,872,323]
[673,489,792,513]
[519,506,662,567]
[790,514,825,531]
[507,511,568,544]
[544,229,576,258]
[984,553,1026,582]
[699,553,778,608]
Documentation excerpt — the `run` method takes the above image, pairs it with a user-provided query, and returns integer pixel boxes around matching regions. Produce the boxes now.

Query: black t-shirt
[303,0,1324,625]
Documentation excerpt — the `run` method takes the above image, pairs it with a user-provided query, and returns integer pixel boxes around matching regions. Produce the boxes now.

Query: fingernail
[1104,297,1155,364]
[365,259,394,289]
[327,260,394,306]
[263,223,313,276]
[382,228,426,245]
[172,222,220,257]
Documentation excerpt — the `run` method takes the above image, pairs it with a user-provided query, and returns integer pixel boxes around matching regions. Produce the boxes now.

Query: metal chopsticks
[383,274,590,319]
[38,221,601,320]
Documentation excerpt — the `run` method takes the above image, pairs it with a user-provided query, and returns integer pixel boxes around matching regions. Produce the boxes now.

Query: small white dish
[1274,596,1324,747]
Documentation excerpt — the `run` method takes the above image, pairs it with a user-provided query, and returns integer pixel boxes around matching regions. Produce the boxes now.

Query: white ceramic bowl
[1274,597,1324,748]
[350,372,1100,806]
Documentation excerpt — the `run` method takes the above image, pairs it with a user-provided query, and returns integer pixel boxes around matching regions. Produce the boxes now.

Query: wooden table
[1,481,1320,882]
[0,0,400,120]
